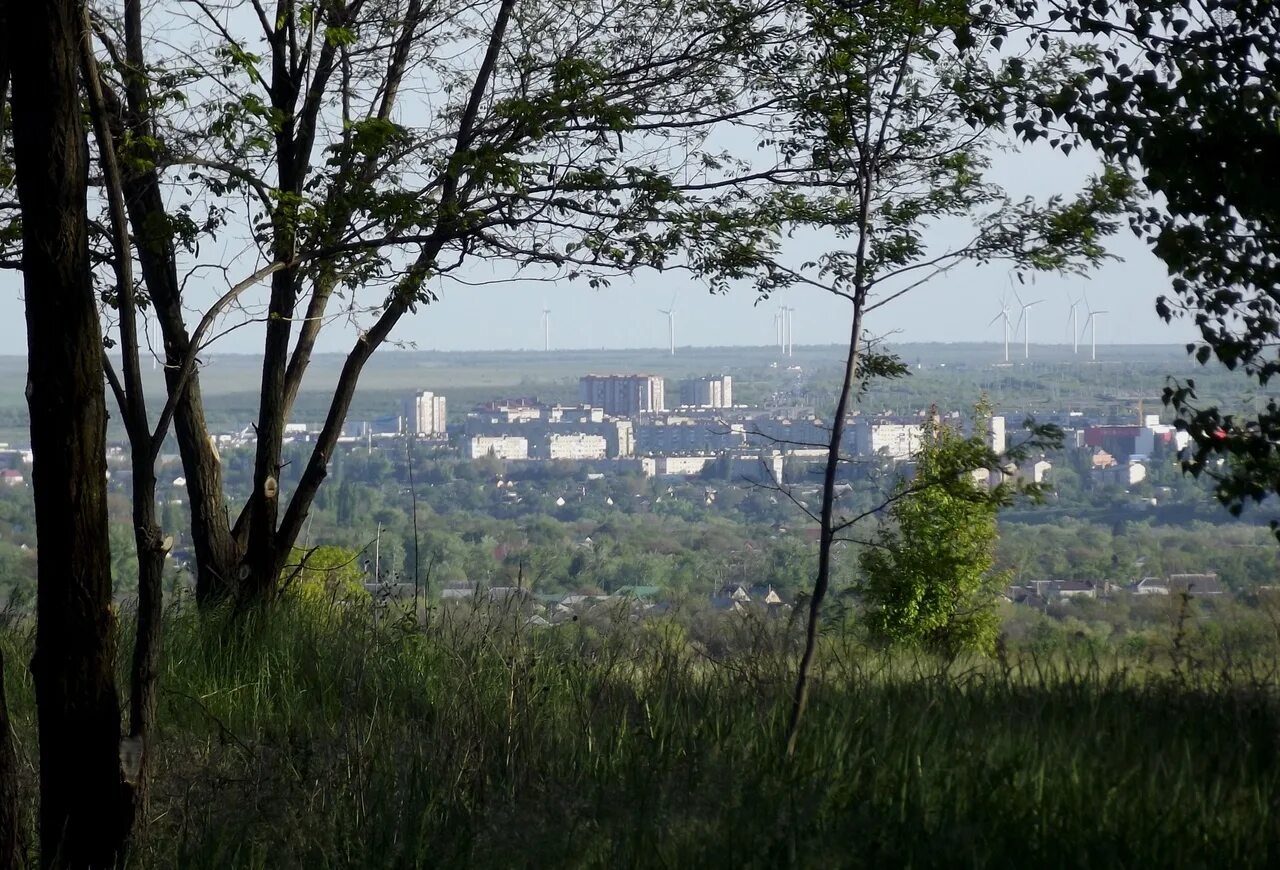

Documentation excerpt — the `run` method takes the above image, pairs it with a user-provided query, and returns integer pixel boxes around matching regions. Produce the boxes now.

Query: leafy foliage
[859,414,1016,657]
[287,545,370,605]
[1006,0,1280,532]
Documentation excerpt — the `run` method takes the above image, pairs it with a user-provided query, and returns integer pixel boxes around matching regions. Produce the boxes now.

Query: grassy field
[3,598,1278,868]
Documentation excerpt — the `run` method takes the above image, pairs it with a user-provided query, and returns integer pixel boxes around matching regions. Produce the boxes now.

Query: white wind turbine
[988,297,1013,362]
[1013,289,1043,360]
[658,293,677,355]
[1081,299,1108,361]
[784,306,795,357]
[540,304,551,352]
[1066,295,1083,354]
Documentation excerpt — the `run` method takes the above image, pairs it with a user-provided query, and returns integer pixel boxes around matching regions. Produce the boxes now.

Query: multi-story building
[679,375,733,409]
[406,390,448,437]
[542,433,609,461]
[634,420,748,455]
[462,414,634,459]
[850,419,924,460]
[466,435,528,460]
[655,455,717,476]
[988,415,1006,455]
[578,374,666,416]
[549,405,605,424]
[653,452,783,482]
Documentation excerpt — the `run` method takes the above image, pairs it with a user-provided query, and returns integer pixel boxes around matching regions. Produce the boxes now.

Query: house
[710,595,748,614]
[1093,459,1147,487]
[1168,573,1226,596]
[1131,573,1226,596]
[1015,458,1053,485]
[1004,585,1047,608]
[487,586,533,607]
[616,585,662,601]
[748,585,788,608]
[1132,576,1168,595]
[1008,580,1098,602]
[1090,449,1117,469]
[1052,580,1097,599]
[0,469,23,487]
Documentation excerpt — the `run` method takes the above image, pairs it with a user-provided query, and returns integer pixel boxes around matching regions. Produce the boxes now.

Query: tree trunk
[80,11,165,826]
[0,649,21,870]
[122,154,239,606]
[124,459,164,822]
[103,0,240,605]
[785,301,864,757]
[5,0,130,864]
[0,18,17,868]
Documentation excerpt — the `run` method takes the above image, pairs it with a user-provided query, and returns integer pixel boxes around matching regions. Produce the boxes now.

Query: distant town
[220,368,1185,487]
[0,366,1189,498]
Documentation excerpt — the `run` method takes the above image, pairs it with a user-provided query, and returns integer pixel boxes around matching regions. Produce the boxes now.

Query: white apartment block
[679,375,733,408]
[545,433,609,461]
[578,374,666,416]
[408,390,448,437]
[466,435,528,460]
[852,420,924,460]
[655,455,716,476]
[989,415,1006,455]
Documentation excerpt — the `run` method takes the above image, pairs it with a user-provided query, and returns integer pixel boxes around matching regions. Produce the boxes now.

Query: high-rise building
[578,374,666,416]
[989,415,1006,455]
[679,375,733,408]
[406,390,448,437]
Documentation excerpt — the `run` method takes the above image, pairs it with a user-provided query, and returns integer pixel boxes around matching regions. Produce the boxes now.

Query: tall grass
[2,598,1278,868]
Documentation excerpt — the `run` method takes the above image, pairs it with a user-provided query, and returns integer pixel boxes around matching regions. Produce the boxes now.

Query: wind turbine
[784,306,795,357]
[773,308,783,351]
[541,305,551,352]
[657,292,677,355]
[1012,290,1043,360]
[1066,295,1083,354]
[988,298,1013,362]
[1081,301,1108,361]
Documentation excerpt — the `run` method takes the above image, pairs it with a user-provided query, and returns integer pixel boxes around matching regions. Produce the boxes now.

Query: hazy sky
[0,127,1192,359]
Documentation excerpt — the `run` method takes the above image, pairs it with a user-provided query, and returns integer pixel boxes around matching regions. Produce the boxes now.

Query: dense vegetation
[3,596,1279,867]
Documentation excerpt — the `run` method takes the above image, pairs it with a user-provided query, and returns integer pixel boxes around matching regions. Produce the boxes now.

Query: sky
[0,5,1195,359]
[409,144,1190,353]
[0,143,1191,358]
[0,182,1185,361]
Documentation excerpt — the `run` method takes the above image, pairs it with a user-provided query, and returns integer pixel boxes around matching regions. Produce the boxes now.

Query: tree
[707,0,1122,753]
[1007,0,1280,531]
[51,0,796,607]
[2,0,131,862]
[0,13,17,867]
[859,417,1011,658]
[0,649,18,869]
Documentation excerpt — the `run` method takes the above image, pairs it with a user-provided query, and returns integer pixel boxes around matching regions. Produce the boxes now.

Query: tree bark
[0,649,21,870]
[0,15,15,866]
[4,0,130,864]
[80,16,165,825]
